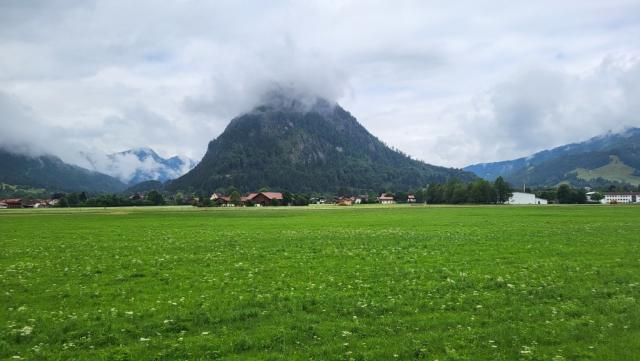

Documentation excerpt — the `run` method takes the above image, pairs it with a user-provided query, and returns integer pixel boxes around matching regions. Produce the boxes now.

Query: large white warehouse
[601,192,640,204]
[506,192,548,205]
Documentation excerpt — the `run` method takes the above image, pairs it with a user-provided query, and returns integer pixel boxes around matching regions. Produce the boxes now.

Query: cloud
[407,55,640,167]
[0,1,639,169]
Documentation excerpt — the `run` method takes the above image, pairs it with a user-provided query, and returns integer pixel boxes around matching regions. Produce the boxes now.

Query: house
[210,193,222,201]
[242,193,258,204]
[214,196,233,206]
[407,194,416,203]
[601,192,640,204]
[310,197,326,205]
[506,192,548,205]
[3,199,23,208]
[0,202,7,209]
[47,199,60,207]
[378,193,395,204]
[248,192,283,206]
[32,200,49,208]
[336,197,353,206]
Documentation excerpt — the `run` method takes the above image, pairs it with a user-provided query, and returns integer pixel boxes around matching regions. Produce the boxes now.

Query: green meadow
[1,205,639,360]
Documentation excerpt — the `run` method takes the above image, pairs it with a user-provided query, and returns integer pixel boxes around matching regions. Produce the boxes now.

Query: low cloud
[1,1,639,169]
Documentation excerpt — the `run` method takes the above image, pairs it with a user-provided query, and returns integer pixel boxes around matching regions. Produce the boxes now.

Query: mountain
[124,180,164,194]
[169,95,475,194]
[83,147,196,185]
[0,148,127,193]
[465,128,640,187]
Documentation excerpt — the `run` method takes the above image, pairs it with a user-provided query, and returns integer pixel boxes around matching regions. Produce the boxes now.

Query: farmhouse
[506,192,548,205]
[214,196,232,206]
[30,200,49,208]
[378,193,395,204]
[601,192,640,204]
[407,194,416,203]
[248,192,283,206]
[2,198,24,208]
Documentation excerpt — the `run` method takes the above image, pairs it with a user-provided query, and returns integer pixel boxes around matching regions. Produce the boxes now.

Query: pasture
[1,205,639,360]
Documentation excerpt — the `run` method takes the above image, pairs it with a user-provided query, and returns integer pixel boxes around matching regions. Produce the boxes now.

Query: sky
[1,0,639,172]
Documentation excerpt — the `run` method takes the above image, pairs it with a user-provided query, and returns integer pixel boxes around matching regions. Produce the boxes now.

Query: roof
[254,192,283,200]
[604,192,640,196]
[3,198,23,204]
[407,195,416,199]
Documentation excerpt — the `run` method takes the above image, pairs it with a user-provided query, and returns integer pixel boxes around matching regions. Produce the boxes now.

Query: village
[2,190,640,209]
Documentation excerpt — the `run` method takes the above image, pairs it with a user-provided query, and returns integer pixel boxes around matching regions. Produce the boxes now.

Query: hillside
[169,96,475,193]
[0,148,127,193]
[465,128,640,187]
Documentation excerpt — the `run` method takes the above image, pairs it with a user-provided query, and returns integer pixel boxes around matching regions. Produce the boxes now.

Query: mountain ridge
[0,147,127,193]
[464,127,640,187]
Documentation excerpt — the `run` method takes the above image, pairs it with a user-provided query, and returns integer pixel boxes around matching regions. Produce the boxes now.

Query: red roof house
[248,192,284,206]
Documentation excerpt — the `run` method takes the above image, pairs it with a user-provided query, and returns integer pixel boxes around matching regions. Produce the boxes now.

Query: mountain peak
[169,100,475,193]
[253,87,337,116]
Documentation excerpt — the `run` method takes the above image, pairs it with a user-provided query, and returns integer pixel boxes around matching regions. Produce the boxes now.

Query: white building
[378,193,395,204]
[601,192,640,204]
[506,192,548,205]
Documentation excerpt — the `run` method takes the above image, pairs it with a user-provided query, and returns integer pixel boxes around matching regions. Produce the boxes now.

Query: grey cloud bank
[0,0,639,169]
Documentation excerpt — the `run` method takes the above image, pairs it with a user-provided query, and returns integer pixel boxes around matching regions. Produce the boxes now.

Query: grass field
[1,205,639,360]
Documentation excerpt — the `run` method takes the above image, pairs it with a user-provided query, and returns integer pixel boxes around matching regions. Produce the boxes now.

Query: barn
[249,192,284,206]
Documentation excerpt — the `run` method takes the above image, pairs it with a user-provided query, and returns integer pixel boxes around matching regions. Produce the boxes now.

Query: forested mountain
[0,148,126,193]
[169,95,476,194]
[465,128,640,187]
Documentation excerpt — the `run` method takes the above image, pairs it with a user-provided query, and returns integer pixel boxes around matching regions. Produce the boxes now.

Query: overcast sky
[1,0,639,168]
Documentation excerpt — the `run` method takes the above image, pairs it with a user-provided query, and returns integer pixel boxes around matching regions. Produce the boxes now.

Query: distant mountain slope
[0,148,126,193]
[124,180,164,194]
[169,95,476,193]
[83,147,196,185]
[464,128,640,186]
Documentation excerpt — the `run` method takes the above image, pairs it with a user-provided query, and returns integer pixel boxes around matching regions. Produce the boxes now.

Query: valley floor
[1,205,639,360]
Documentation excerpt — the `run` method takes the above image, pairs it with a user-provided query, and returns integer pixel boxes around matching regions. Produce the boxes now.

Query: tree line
[49,177,615,207]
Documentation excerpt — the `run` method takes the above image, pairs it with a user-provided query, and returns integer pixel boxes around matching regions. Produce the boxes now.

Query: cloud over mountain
[0,1,639,168]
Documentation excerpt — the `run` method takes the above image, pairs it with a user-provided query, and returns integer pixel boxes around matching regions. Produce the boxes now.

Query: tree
[556,184,572,204]
[426,184,444,204]
[283,191,294,205]
[572,189,587,204]
[230,190,241,206]
[57,197,69,207]
[146,190,165,205]
[414,188,427,203]
[590,192,604,202]
[468,180,494,204]
[494,177,512,204]
[175,192,184,205]
[200,196,212,207]
[395,191,408,203]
